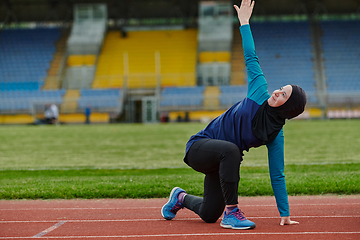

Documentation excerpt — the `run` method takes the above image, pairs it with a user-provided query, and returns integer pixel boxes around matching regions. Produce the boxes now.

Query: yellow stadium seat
[59,113,85,123]
[199,51,231,63]
[67,55,96,66]
[60,90,80,113]
[58,113,109,123]
[203,86,220,110]
[94,29,198,88]
[309,108,323,118]
[0,115,34,124]
[90,113,110,123]
[168,110,225,122]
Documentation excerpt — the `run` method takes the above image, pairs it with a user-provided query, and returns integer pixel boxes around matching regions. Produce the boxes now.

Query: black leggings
[183,138,242,223]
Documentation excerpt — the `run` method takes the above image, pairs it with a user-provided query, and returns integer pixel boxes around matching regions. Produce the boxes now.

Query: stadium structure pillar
[309,16,327,116]
[1,0,18,27]
[197,1,233,86]
[62,4,107,90]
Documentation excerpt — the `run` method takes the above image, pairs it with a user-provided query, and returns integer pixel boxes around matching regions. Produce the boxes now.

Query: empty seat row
[0,28,61,90]
[160,86,204,107]
[80,89,121,97]
[0,82,44,91]
[248,21,318,103]
[0,89,66,98]
[0,88,121,112]
[320,19,360,105]
[77,89,122,109]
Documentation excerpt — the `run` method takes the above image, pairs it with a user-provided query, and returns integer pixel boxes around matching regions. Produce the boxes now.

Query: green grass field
[0,119,359,199]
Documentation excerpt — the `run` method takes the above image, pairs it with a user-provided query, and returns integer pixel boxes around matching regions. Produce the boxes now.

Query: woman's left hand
[280,216,299,225]
[233,0,255,26]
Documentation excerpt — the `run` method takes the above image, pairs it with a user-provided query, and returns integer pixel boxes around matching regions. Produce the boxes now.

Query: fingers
[234,0,255,12]
[241,0,254,7]
[234,0,253,9]
[250,1,255,9]
[241,0,250,6]
[280,218,299,226]
[235,0,255,12]
[234,0,255,25]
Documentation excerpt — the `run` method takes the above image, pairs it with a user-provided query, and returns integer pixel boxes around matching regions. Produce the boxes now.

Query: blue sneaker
[220,208,256,230]
[161,187,186,220]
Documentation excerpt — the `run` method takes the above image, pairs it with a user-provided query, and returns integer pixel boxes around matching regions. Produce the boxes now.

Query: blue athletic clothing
[185,24,289,217]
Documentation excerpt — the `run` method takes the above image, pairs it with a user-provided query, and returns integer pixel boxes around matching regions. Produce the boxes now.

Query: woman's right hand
[280,216,299,226]
[233,0,255,26]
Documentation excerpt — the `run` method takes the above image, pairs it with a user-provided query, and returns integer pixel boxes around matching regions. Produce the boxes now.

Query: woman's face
[268,85,293,107]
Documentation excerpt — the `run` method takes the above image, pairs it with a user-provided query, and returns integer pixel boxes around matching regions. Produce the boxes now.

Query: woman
[161,0,306,230]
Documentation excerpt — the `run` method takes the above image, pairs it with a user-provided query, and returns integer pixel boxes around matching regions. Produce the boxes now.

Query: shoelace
[170,202,183,214]
[231,209,246,221]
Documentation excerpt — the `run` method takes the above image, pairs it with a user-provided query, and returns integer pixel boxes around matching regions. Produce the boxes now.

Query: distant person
[44,103,59,125]
[161,0,305,230]
[85,105,91,124]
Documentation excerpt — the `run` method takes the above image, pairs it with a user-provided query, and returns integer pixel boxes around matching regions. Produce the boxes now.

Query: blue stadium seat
[320,20,360,102]
[0,28,61,91]
[219,85,247,106]
[160,86,205,107]
[0,89,65,111]
[250,21,317,104]
[78,89,122,109]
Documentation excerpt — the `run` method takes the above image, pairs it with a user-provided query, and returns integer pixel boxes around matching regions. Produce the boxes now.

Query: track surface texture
[0,195,359,239]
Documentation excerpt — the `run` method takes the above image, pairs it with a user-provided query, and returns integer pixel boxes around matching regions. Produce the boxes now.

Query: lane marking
[0,231,359,239]
[31,221,66,238]
[1,215,360,224]
[1,202,359,211]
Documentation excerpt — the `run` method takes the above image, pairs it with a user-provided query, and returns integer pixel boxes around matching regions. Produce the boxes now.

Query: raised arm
[234,1,269,105]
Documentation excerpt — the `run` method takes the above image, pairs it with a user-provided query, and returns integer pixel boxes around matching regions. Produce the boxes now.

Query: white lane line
[31,221,66,238]
[0,231,359,239]
[1,215,359,224]
[1,202,359,211]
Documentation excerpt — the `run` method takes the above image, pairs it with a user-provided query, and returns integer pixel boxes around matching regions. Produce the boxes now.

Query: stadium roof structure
[0,0,359,24]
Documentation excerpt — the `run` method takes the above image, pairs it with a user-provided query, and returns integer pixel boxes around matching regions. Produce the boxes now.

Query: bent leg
[184,139,242,223]
[183,170,225,223]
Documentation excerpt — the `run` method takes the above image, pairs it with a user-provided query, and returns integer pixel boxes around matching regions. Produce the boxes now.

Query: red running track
[0,195,359,239]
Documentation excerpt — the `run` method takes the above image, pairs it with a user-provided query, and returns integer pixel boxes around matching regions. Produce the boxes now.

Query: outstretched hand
[280,216,299,226]
[233,0,255,26]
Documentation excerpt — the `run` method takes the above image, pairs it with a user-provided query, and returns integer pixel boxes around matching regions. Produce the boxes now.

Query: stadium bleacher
[160,86,204,108]
[219,85,248,106]
[78,88,122,110]
[93,29,198,89]
[0,28,61,90]
[1,18,359,122]
[0,28,64,115]
[0,89,65,112]
[250,21,317,104]
[320,20,360,104]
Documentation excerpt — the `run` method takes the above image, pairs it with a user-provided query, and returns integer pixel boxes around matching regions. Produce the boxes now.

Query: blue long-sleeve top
[185,24,289,217]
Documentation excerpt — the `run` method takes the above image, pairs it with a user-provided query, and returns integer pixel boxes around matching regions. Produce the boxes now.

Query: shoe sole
[220,222,256,230]
[161,187,180,220]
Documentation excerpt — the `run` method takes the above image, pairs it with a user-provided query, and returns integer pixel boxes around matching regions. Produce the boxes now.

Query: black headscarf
[251,85,307,144]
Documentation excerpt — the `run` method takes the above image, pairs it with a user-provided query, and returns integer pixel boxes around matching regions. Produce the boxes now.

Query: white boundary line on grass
[1,160,359,171]
[0,231,360,239]
[1,215,359,224]
[0,202,359,211]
